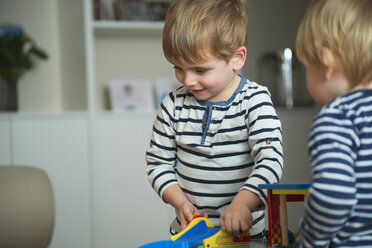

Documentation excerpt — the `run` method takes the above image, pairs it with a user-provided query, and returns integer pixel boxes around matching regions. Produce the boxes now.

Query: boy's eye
[195,68,207,74]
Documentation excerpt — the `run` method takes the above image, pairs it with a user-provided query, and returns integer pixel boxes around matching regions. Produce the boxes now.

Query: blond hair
[296,0,372,87]
[162,0,248,65]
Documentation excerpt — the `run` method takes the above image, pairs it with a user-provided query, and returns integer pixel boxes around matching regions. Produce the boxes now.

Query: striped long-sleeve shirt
[298,90,372,247]
[146,75,283,234]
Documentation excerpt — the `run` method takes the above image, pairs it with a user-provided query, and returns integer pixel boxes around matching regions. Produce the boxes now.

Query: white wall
[57,0,87,111]
[94,31,172,110]
[0,0,86,112]
[0,0,62,111]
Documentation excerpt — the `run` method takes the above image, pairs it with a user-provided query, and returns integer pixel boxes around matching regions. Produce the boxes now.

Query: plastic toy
[138,215,256,248]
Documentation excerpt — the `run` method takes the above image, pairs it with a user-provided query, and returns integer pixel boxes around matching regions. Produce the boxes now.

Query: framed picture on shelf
[109,79,155,113]
[121,0,147,21]
[146,1,170,21]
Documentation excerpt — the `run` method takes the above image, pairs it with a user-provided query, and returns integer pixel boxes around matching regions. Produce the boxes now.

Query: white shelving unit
[83,0,171,113]
[82,1,173,247]
[93,20,164,30]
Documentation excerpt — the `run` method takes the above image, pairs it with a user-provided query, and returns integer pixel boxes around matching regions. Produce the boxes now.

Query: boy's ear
[321,47,336,80]
[231,46,247,71]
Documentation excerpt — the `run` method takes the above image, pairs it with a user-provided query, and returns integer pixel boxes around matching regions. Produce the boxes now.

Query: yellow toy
[139,215,256,248]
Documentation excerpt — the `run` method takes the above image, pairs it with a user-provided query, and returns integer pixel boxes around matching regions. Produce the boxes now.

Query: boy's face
[172,54,241,102]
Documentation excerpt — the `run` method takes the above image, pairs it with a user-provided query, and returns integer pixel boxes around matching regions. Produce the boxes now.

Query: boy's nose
[183,73,197,87]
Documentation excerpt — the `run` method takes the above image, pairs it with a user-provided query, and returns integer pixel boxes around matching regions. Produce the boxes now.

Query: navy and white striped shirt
[146,75,283,234]
[298,90,372,247]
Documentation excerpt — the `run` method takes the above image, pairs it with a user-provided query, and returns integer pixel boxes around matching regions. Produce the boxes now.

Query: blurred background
[0,0,318,247]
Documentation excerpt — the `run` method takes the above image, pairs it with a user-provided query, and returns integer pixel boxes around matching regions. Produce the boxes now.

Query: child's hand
[219,200,253,236]
[162,185,203,230]
[178,201,200,230]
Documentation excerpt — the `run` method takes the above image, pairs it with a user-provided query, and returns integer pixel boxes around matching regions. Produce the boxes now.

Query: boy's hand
[178,201,200,230]
[162,184,202,230]
[219,189,261,236]
[219,200,253,236]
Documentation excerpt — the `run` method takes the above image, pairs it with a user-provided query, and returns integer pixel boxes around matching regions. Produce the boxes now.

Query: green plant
[0,24,48,83]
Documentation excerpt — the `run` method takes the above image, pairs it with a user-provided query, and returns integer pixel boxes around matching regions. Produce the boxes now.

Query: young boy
[146,0,283,237]
[295,0,372,247]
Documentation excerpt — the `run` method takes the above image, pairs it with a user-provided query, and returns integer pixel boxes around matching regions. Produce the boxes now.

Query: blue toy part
[174,220,220,247]
[138,219,220,248]
[288,229,295,244]
[138,240,189,248]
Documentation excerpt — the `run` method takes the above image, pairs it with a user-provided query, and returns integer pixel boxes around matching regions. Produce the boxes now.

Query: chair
[0,165,55,248]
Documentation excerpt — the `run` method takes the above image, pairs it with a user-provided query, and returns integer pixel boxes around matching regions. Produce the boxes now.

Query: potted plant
[0,24,48,111]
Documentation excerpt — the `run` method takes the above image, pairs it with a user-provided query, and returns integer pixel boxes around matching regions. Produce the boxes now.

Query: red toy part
[192,215,204,220]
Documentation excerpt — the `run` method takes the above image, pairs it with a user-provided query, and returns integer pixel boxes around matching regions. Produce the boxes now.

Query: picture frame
[109,78,155,113]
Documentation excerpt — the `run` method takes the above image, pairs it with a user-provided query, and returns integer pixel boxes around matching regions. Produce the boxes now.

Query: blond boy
[296,0,372,247]
[146,0,283,237]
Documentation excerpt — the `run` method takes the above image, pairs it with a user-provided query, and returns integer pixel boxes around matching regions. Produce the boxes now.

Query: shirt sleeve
[297,107,359,247]
[146,92,178,198]
[242,86,284,206]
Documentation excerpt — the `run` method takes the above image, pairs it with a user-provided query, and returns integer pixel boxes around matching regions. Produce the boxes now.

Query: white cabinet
[8,114,91,248]
[92,114,173,247]
[0,112,175,248]
[0,108,319,247]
